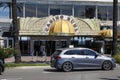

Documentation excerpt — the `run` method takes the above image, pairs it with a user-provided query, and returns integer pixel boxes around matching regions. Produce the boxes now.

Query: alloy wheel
[62,62,73,72]
[102,61,112,70]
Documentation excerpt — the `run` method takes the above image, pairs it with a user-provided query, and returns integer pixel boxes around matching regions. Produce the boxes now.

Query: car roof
[56,47,90,51]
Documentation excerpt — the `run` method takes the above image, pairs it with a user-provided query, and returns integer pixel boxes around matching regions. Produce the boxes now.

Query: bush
[0,47,16,63]
[114,53,120,64]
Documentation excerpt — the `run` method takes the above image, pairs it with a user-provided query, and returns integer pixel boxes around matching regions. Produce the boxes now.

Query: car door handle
[72,57,75,58]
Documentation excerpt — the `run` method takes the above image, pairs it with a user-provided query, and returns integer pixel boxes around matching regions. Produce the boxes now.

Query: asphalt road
[0,65,120,80]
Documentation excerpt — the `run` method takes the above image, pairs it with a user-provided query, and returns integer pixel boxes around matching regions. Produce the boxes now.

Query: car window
[64,50,83,55]
[82,49,96,56]
[52,50,62,56]
[64,50,75,55]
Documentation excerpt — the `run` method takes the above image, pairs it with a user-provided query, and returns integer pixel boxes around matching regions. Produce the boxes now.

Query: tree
[12,0,21,63]
[112,0,118,56]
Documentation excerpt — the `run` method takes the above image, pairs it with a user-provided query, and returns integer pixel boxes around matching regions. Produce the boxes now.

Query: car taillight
[55,56,61,59]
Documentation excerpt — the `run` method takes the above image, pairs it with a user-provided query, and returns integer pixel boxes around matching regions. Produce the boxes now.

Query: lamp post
[112,0,118,56]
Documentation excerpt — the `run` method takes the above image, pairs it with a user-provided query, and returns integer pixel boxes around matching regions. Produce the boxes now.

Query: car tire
[62,61,73,72]
[102,60,112,70]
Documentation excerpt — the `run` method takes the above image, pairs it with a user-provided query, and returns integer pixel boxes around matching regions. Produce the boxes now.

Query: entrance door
[34,41,41,56]
[46,41,56,56]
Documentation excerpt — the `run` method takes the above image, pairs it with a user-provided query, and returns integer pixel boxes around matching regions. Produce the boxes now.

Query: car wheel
[102,60,112,70]
[62,61,73,72]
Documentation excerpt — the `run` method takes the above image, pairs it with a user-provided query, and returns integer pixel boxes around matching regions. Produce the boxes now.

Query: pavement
[5,56,51,63]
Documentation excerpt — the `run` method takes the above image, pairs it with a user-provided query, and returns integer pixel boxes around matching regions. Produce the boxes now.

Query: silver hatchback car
[50,47,116,72]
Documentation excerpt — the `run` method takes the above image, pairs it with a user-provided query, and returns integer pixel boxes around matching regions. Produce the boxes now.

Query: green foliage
[0,47,16,63]
[114,53,120,64]
[4,63,49,67]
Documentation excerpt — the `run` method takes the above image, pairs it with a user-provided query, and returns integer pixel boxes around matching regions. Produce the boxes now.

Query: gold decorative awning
[18,15,100,36]
[99,29,113,37]
[49,20,75,36]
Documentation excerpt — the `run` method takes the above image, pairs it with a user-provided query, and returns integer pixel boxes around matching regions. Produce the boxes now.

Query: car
[0,59,5,75]
[50,47,116,72]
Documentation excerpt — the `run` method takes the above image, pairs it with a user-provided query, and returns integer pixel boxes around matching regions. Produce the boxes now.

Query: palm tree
[12,0,21,63]
[112,0,118,56]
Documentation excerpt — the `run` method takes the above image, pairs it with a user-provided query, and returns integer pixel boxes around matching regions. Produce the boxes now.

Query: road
[0,65,120,80]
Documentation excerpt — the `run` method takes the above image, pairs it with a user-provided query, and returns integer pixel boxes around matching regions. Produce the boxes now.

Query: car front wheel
[102,60,112,70]
[62,61,73,72]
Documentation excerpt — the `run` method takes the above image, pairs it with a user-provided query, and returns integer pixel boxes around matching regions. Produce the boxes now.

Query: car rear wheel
[102,60,112,70]
[62,62,73,72]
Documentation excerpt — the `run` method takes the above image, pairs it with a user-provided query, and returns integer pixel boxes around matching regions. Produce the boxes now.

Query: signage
[45,15,79,33]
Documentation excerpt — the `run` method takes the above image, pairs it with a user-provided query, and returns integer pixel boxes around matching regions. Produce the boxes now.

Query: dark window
[85,6,95,18]
[17,3,23,17]
[82,50,96,56]
[50,9,60,16]
[98,6,107,20]
[37,4,48,17]
[74,5,85,18]
[64,50,76,55]
[64,50,83,55]
[25,4,36,17]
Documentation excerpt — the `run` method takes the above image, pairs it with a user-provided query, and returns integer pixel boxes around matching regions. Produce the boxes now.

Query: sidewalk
[5,56,51,63]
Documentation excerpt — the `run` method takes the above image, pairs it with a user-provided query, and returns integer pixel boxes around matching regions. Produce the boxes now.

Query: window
[50,5,72,16]
[64,50,83,55]
[82,50,96,56]
[25,4,36,17]
[17,3,23,17]
[64,50,76,55]
[74,5,85,18]
[85,6,95,18]
[50,9,60,15]
[53,50,62,56]
[37,4,48,17]
[0,3,10,18]
[98,6,107,20]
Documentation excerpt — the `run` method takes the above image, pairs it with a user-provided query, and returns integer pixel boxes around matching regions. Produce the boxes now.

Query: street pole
[112,0,118,56]
[12,0,21,63]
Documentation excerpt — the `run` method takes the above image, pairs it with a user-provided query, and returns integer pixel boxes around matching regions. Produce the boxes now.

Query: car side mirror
[95,54,98,58]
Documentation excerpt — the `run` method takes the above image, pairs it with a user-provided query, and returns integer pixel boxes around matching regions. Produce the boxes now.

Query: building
[0,0,120,56]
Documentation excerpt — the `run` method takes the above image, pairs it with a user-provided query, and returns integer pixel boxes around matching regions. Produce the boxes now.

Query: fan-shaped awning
[49,19,75,36]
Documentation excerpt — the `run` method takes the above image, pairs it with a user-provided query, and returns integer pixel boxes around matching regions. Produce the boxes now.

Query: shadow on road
[44,68,104,72]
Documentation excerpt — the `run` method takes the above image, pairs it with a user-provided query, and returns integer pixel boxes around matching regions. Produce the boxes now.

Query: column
[30,38,34,56]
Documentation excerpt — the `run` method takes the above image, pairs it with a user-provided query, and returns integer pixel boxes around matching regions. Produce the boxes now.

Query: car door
[64,50,84,68]
[81,49,102,68]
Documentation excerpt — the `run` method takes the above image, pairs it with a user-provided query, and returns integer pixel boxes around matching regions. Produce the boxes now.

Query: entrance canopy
[49,19,75,36]
[18,15,100,36]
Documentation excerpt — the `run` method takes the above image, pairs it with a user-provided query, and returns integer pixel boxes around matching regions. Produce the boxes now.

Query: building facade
[0,0,120,55]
